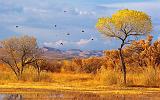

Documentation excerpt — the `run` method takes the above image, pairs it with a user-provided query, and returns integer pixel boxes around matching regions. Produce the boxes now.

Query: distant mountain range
[42,47,104,60]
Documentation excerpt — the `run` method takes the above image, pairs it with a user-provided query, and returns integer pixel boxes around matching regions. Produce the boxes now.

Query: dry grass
[0,64,160,95]
[96,66,119,85]
[127,67,160,86]
[0,65,160,87]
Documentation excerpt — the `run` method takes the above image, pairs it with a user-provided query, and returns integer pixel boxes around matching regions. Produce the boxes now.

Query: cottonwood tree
[1,36,39,80]
[96,9,152,84]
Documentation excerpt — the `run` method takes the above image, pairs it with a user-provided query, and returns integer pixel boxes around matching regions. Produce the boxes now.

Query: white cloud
[76,37,95,45]
[55,40,68,46]
[43,42,54,47]
[99,2,160,10]
[70,8,96,16]
[43,40,68,47]
[43,37,96,48]
[76,39,91,45]
[23,7,49,14]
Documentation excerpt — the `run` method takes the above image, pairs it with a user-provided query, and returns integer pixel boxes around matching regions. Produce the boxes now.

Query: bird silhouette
[91,38,94,40]
[16,25,19,28]
[64,10,67,12]
[82,30,84,33]
[54,25,57,27]
[66,33,70,35]
[60,43,63,45]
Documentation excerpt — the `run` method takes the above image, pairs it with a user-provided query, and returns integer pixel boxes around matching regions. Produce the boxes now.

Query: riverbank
[0,82,160,95]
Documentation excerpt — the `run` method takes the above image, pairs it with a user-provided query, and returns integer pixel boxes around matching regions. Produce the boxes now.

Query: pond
[0,91,160,100]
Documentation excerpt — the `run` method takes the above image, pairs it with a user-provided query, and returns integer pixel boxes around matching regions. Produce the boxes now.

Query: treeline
[1,35,160,84]
[62,35,160,73]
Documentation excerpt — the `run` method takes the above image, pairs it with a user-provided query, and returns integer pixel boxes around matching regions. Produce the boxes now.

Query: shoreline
[0,83,160,95]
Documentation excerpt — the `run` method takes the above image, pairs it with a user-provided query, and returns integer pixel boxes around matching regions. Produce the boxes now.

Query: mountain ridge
[42,47,104,60]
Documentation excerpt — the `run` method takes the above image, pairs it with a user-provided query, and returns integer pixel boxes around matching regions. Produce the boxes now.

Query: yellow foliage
[96,9,152,38]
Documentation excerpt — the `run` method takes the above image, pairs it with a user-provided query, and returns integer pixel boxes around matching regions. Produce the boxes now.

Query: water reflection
[2,94,23,100]
[0,92,160,100]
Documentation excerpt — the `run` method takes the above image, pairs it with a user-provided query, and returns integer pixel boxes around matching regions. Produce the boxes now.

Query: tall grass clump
[0,71,17,84]
[96,66,118,85]
[141,67,159,86]
[21,67,53,82]
[126,67,160,86]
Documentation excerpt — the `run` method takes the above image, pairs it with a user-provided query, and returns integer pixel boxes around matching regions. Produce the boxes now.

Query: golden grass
[0,65,160,95]
[126,67,160,86]
[95,66,119,85]
[0,82,160,95]
[0,72,159,95]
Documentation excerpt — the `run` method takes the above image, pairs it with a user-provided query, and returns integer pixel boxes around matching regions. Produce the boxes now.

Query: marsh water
[0,91,160,100]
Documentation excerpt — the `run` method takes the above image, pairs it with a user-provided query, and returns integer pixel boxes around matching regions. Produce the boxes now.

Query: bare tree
[0,35,39,80]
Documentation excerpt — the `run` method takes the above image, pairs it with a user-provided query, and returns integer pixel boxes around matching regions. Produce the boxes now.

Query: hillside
[42,47,103,60]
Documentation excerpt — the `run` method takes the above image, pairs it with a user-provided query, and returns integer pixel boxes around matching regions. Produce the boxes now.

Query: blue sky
[0,0,160,50]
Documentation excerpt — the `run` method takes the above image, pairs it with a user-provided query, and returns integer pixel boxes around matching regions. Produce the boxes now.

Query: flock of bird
[15,10,94,46]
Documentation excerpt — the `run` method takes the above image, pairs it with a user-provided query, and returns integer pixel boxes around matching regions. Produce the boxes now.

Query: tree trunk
[17,73,22,80]
[119,48,127,85]
[37,69,41,81]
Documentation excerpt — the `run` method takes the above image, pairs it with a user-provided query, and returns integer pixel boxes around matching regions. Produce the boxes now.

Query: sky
[0,0,160,50]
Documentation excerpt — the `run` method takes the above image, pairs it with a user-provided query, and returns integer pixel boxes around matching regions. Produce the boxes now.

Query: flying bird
[16,25,19,28]
[64,10,67,12]
[91,38,94,40]
[66,33,70,35]
[54,25,57,27]
[81,30,85,33]
[60,43,63,45]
